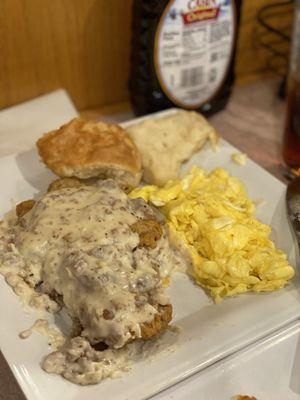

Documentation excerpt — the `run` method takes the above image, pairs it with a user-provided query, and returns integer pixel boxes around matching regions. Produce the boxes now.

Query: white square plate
[155,320,300,400]
[0,109,299,400]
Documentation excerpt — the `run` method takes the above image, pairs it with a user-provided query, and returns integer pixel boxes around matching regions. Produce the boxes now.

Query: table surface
[210,79,287,182]
[0,79,289,400]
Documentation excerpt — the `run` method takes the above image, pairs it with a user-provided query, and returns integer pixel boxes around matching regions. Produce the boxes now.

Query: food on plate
[37,118,142,189]
[47,177,85,192]
[233,396,257,400]
[0,179,186,384]
[16,199,36,218]
[140,303,172,340]
[0,109,296,390]
[231,152,247,166]
[131,218,163,248]
[16,182,86,221]
[126,110,218,186]
[19,319,65,350]
[130,167,294,302]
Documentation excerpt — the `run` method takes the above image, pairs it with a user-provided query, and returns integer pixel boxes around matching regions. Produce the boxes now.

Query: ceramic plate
[155,319,300,400]
[0,109,299,400]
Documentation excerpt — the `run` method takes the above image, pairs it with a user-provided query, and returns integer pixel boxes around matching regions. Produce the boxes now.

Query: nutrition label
[155,0,235,108]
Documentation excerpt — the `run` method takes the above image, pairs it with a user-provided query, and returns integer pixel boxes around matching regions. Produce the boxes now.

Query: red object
[181,7,220,25]
[282,81,300,168]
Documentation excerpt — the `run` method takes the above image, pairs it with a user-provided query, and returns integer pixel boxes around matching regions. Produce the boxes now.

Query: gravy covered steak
[37,118,142,190]
[0,180,186,384]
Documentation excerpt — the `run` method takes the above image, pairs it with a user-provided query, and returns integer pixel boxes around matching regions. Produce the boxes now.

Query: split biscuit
[37,118,142,189]
[126,110,218,186]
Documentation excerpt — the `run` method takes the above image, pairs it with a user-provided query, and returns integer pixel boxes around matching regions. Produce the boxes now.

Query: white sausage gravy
[0,180,185,384]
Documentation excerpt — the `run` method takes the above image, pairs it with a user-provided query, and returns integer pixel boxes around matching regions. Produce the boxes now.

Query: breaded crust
[47,177,85,192]
[140,304,172,340]
[131,219,163,249]
[71,304,172,345]
[37,118,142,187]
[16,200,36,218]
[71,304,173,342]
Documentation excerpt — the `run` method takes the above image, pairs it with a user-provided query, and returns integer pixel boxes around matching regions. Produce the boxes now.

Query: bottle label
[154,0,236,108]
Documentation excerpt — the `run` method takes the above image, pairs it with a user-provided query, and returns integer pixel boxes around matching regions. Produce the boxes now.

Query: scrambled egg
[231,152,247,166]
[130,167,294,302]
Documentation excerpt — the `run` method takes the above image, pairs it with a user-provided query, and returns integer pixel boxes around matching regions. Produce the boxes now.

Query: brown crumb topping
[131,219,163,249]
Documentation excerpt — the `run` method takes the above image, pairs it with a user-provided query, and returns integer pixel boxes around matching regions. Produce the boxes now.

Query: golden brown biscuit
[37,118,142,188]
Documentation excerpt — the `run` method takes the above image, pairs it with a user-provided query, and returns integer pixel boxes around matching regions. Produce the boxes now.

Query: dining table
[0,78,299,400]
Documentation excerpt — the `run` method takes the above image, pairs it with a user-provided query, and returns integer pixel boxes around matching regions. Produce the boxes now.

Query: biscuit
[37,118,142,188]
[126,110,218,186]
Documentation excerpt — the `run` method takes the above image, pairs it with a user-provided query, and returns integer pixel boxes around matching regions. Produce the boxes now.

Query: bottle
[130,0,242,117]
[282,0,300,169]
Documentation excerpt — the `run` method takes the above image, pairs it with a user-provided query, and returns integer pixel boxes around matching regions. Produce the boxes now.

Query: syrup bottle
[282,0,300,168]
[130,0,242,117]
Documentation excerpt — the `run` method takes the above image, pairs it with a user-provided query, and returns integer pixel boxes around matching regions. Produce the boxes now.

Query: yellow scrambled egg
[130,167,294,302]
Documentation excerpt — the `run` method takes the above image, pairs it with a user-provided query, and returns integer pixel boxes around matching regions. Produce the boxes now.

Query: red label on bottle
[182,7,220,25]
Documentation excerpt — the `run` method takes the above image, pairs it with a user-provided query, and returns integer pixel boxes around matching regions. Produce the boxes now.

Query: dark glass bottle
[130,0,242,117]
[283,79,300,168]
[282,0,300,168]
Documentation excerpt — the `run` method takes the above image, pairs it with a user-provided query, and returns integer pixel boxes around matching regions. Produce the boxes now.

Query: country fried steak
[3,180,186,384]
[10,181,184,347]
